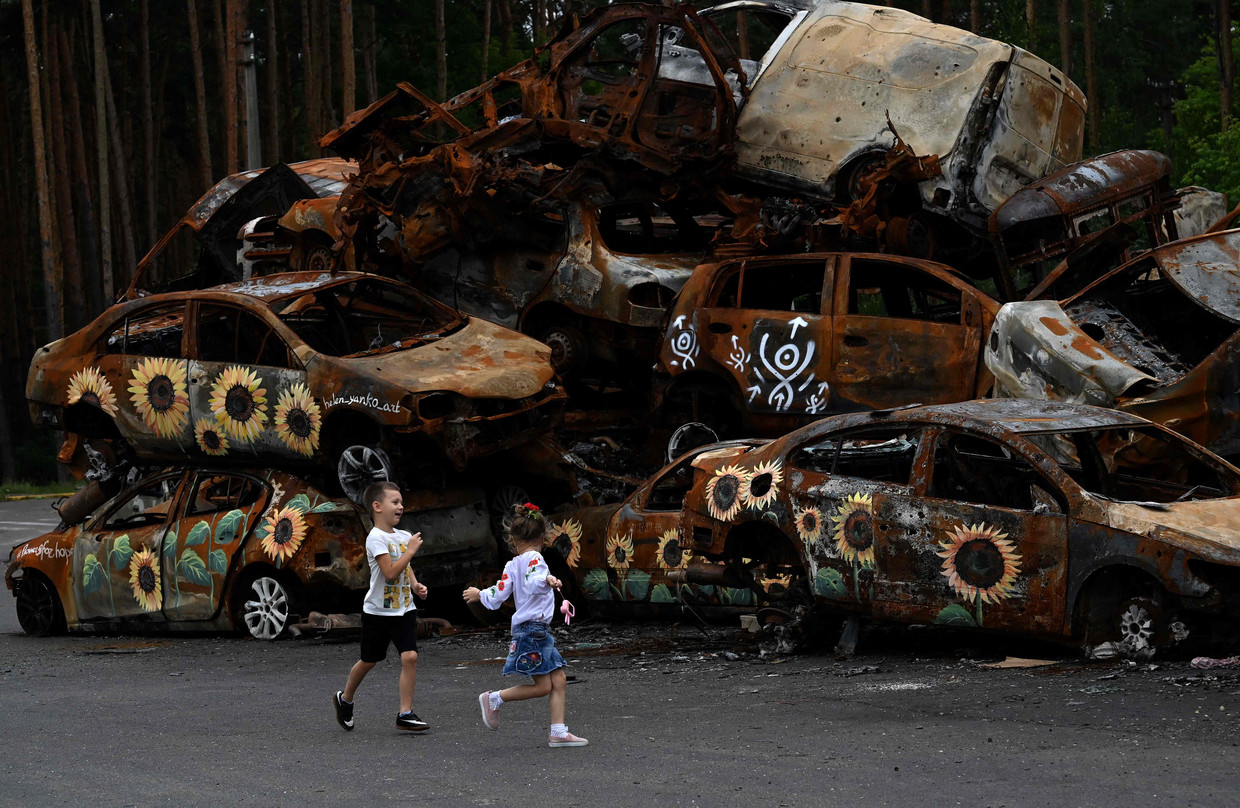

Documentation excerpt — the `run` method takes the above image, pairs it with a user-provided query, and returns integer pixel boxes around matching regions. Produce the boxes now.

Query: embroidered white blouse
[478,550,555,629]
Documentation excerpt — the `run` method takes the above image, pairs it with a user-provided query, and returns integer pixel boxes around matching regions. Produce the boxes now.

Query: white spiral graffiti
[727,335,751,372]
[670,327,699,369]
[758,333,815,412]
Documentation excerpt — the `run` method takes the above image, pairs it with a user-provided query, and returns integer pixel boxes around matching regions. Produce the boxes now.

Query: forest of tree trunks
[0,0,1235,482]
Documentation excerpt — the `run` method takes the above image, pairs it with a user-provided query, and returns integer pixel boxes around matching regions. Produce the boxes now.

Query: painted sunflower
[655,529,690,570]
[740,459,784,511]
[194,417,230,456]
[127,547,162,611]
[260,505,308,563]
[208,365,268,443]
[66,366,119,416]
[605,532,634,570]
[831,492,875,568]
[937,523,1022,604]
[758,572,794,593]
[544,519,583,568]
[705,464,751,522]
[273,383,322,456]
[127,357,189,438]
[794,505,823,546]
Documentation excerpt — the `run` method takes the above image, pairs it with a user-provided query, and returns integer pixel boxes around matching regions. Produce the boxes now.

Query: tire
[16,571,66,637]
[236,574,296,641]
[1079,575,1177,658]
[490,484,531,538]
[292,234,338,273]
[336,444,395,505]
[539,324,589,376]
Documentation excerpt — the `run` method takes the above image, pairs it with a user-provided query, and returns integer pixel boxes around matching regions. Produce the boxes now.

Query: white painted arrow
[789,316,809,339]
[746,385,762,402]
[673,315,687,328]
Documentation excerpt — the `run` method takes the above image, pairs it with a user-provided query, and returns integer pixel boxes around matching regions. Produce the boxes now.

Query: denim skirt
[502,620,566,676]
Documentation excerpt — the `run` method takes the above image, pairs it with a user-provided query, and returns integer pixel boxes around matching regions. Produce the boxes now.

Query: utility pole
[243,29,261,169]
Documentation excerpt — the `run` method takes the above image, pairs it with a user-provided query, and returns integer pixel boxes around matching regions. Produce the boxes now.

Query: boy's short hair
[363,481,401,511]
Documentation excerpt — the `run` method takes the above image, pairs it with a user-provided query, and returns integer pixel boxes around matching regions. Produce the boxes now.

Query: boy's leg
[499,674,552,703]
[398,650,418,713]
[343,660,376,702]
[548,667,567,725]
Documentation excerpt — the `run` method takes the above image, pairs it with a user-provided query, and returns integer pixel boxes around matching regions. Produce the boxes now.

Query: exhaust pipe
[667,560,750,588]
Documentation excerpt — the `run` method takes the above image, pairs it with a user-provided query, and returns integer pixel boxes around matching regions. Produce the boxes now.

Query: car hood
[985,299,1153,405]
[340,318,555,400]
[1103,498,1240,565]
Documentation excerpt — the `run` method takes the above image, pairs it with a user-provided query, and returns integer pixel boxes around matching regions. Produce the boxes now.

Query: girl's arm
[463,567,514,610]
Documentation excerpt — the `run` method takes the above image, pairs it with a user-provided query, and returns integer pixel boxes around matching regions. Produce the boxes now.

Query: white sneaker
[548,732,588,747]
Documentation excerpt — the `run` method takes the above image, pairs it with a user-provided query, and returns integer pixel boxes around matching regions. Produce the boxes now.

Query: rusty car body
[654,252,999,433]
[27,271,564,498]
[546,399,1240,655]
[126,158,356,299]
[986,228,1240,461]
[6,468,497,639]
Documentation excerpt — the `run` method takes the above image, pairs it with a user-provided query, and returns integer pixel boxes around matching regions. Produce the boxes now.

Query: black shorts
[359,611,418,663]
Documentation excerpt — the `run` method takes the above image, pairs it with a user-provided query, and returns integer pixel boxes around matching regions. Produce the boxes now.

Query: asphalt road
[2,499,1239,807]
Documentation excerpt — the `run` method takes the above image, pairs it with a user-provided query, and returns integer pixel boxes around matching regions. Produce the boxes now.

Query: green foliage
[1165,38,1240,203]
[649,583,676,603]
[184,522,210,547]
[582,568,609,600]
[178,549,211,586]
[934,603,978,627]
[83,554,105,593]
[214,510,244,544]
[813,568,848,600]
[624,569,651,601]
[108,536,134,570]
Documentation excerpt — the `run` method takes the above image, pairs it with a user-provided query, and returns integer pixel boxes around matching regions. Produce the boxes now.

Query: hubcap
[243,577,290,640]
[1118,602,1154,652]
[337,446,393,504]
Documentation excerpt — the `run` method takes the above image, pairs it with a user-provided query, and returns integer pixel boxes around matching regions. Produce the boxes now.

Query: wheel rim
[337,445,393,504]
[491,484,530,535]
[243,576,290,640]
[1118,602,1155,652]
[304,245,336,273]
[16,575,56,636]
[543,331,576,370]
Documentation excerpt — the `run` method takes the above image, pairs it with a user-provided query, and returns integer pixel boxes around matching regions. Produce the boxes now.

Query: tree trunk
[499,0,513,61]
[141,0,157,247]
[105,63,139,290]
[224,0,242,174]
[737,11,749,60]
[188,0,214,190]
[436,0,447,100]
[361,1,378,105]
[921,0,932,19]
[481,0,492,83]
[1057,0,1072,78]
[46,12,86,330]
[1219,0,1234,130]
[341,0,355,117]
[279,7,296,154]
[301,0,319,155]
[320,0,334,128]
[58,26,102,316]
[212,0,228,171]
[971,0,980,32]
[266,2,281,163]
[25,0,63,342]
[1026,0,1037,50]
[90,0,114,305]
[0,377,16,483]
[1084,0,1098,149]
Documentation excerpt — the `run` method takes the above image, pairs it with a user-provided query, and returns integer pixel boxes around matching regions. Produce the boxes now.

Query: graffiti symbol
[727,335,751,373]
[669,315,699,370]
[757,333,815,411]
[806,382,830,414]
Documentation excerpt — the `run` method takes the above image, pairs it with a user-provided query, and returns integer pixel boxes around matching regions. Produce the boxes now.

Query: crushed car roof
[1148,229,1240,324]
[870,398,1148,433]
[210,271,369,301]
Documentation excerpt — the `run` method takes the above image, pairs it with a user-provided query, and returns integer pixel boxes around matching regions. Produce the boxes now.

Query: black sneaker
[396,711,429,731]
[333,691,354,731]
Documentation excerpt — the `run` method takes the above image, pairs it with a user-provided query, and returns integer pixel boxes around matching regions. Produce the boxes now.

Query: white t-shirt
[363,527,417,616]
[479,550,555,629]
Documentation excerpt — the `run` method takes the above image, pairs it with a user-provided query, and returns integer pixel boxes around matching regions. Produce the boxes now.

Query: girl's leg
[343,660,376,701]
[499,674,552,702]
[548,667,567,725]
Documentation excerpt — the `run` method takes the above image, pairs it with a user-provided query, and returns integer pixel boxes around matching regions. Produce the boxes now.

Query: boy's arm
[375,532,422,582]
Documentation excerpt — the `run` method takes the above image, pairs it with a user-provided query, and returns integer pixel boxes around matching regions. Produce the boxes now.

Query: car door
[692,257,834,415]
[75,472,185,623]
[187,301,315,463]
[785,425,925,611]
[830,257,984,409]
[870,428,1070,634]
[601,456,697,603]
[92,303,193,456]
[161,472,270,621]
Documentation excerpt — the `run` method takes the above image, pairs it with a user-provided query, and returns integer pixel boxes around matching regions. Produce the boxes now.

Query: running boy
[333,481,429,732]
[463,502,587,747]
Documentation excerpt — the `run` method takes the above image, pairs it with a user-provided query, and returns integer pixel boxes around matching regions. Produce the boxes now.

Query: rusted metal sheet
[987,229,1240,458]
[26,271,563,482]
[547,400,1240,655]
[655,252,998,432]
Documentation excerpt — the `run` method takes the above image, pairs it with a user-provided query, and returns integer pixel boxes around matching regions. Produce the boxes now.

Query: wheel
[239,575,294,640]
[293,234,339,273]
[1079,576,1180,658]
[539,324,589,376]
[665,421,719,463]
[490,484,531,537]
[1113,596,1166,656]
[336,445,394,505]
[16,572,66,637]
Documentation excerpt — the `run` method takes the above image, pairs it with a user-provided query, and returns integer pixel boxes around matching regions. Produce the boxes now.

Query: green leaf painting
[162,531,177,560]
[310,501,340,513]
[178,549,211,586]
[209,548,228,575]
[624,569,651,601]
[723,587,755,606]
[184,522,210,547]
[214,510,244,544]
[83,554,104,593]
[814,568,849,600]
[287,494,312,514]
[582,569,610,600]
[934,603,977,628]
[649,583,676,603]
[108,535,134,569]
